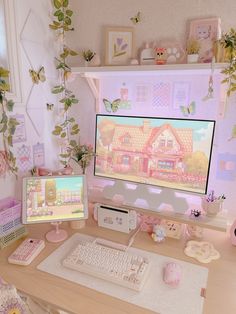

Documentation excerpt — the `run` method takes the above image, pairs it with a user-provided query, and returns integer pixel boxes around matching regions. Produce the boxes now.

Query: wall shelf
[71,63,227,78]
[71,62,228,116]
[76,62,228,232]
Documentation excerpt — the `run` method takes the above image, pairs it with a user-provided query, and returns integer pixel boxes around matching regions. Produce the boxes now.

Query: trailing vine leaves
[49,0,79,165]
[220,28,236,96]
[49,0,74,32]
[221,60,236,96]
[0,67,19,175]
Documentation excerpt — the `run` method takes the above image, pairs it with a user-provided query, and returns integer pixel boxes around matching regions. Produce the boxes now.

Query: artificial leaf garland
[0,67,18,175]
[49,0,80,165]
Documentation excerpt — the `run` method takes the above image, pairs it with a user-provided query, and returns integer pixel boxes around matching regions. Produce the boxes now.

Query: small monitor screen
[94,114,215,194]
[22,175,88,224]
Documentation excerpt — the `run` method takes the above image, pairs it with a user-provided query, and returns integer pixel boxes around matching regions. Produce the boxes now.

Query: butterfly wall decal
[46,103,54,111]
[29,66,46,84]
[180,101,196,117]
[130,11,141,25]
[103,98,121,113]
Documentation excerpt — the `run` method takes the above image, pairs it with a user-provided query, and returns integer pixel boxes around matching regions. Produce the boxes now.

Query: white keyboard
[62,238,150,291]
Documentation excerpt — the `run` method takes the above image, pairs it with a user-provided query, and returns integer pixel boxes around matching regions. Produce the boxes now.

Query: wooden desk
[1,216,236,314]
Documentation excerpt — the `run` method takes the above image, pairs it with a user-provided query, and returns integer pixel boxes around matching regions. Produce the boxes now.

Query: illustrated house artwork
[95,116,215,194]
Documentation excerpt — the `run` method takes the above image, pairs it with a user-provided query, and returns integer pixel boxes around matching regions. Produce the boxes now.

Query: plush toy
[155,47,167,65]
[151,224,166,242]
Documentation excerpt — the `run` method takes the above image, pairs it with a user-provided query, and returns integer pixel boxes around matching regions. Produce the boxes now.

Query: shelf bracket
[82,74,100,112]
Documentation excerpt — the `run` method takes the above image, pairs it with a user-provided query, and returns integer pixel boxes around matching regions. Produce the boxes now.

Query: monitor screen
[94,114,215,194]
[22,175,88,224]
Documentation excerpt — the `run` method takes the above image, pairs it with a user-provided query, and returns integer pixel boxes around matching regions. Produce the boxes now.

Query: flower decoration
[1,301,25,314]
[66,142,95,174]
[0,284,27,314]
[151,224,166,243]
[82,49,96,62]
[113,38,128,58]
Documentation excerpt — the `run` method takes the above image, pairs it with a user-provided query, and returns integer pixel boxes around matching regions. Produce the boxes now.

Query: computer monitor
[94,114,215,195]
[22,175,88,242]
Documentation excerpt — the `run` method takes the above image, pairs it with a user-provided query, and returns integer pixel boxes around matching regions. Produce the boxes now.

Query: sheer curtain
[0,0,8,69]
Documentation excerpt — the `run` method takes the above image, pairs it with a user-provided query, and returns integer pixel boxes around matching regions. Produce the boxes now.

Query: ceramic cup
[187,54,199,63]
[201,198,223,216]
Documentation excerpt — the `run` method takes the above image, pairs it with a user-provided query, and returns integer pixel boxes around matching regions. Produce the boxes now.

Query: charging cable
[126,225,141,250]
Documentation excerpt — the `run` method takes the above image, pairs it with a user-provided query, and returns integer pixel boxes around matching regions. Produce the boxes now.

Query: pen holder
[70,220,86,230]
[201,198,223,216]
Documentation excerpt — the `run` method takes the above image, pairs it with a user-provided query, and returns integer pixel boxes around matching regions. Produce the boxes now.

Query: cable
[126,225,141,250]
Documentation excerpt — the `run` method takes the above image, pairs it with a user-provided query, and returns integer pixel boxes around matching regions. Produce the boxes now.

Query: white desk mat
[37,233,208,314]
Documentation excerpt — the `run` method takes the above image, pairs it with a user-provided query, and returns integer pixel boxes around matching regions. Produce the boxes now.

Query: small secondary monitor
[94,114,215,195]
[22,175,88,242]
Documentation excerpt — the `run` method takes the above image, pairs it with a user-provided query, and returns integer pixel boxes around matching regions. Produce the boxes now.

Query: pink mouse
[163,262,182,287]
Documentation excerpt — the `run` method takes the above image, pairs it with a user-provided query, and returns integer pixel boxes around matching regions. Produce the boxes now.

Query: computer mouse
[163,262,182,287]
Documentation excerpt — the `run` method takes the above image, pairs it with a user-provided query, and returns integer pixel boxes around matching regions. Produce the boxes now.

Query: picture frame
[188,17,221,63]
[105,27,134,66]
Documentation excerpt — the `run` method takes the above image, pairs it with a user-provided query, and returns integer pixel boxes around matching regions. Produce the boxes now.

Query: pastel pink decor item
[163,262,182,287]
[36,166,73,176]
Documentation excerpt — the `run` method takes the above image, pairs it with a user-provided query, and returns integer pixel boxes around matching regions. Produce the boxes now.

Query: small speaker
[230,220,236,246]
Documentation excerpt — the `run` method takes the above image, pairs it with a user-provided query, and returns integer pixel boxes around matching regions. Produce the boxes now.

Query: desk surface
[1,216,236,314]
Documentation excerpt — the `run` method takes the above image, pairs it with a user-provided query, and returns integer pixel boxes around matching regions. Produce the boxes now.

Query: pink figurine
[38,167,52,176]
[53,165,73,176]
[163,262,182,287]
[155,47,167,65]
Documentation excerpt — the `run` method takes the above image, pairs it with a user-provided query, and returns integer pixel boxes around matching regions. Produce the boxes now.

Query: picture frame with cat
[188,17,221,63]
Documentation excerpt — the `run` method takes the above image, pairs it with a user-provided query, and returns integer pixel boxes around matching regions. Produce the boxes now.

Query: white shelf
[90,199,227,232]
[143,208,228,232]
[72,63,227,77]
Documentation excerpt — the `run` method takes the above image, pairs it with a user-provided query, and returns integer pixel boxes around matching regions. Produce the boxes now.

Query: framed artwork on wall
[105,27,134,65]
[188,17,221,63]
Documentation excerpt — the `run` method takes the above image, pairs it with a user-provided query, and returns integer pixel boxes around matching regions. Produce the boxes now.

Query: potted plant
[65,141,95,174]
[82,49,96,66]
[186,38,201,63]
[219,28,236,96]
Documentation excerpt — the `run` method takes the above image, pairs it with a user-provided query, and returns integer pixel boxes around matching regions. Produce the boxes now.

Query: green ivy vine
[49,0,80,165]
[220,28,236,96]
[0,67,18,175]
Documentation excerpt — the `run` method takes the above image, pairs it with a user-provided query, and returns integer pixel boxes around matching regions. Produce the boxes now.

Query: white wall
[68,0,236,66]
[1,0,236,221]
[0,0,59,200]
[67,0,236,220]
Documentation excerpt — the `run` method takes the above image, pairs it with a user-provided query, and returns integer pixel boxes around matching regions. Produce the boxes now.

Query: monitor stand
[46,222,68,243]
[102,181,189,213]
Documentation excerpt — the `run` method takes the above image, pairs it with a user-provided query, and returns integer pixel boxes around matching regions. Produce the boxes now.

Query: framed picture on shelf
[105,27,134,66]
[188,17,221,63]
